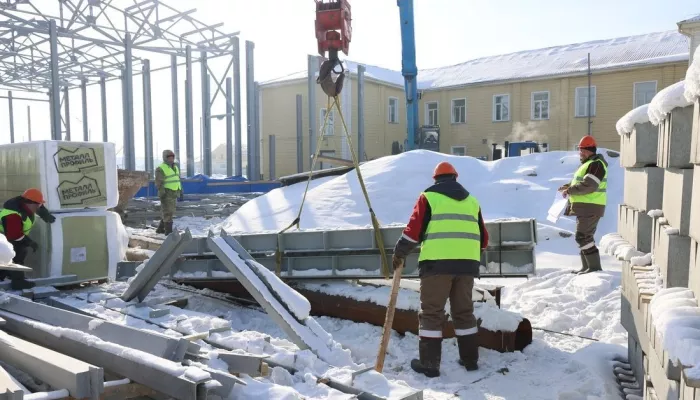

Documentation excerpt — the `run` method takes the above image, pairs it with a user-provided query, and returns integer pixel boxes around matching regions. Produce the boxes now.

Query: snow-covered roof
[262,30,689,90]
[679,14,700,24]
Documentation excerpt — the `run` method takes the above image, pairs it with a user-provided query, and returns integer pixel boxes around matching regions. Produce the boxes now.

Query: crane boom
[397,0,418,151]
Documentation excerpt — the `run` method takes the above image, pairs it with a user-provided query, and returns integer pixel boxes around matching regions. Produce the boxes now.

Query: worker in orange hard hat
[392,160,489,377]
[558,135,608,274]
[0,188,56,289]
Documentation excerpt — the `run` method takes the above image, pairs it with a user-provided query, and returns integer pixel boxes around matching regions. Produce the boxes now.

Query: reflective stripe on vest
[159,163,182,191]
[418,191,482,262]
[0,208,33,237]
[569,158,608,206]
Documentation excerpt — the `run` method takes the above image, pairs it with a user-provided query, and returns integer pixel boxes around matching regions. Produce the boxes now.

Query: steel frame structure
[0,0,255,178]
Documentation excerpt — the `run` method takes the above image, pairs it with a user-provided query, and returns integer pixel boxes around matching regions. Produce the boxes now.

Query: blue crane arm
[397,0,418,151]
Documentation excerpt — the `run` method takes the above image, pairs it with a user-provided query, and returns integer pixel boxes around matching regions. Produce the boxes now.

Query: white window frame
[451,146,466,156]
[451,98,467,124]
[531,91,550,120]
[574,86,597,117]
[425,101,439,126]
[492,94,510,122]
[320,108,335,136]
[633,81,657,108]
[388,97,399,123]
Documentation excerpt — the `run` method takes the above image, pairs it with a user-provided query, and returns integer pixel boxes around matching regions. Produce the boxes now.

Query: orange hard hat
[21,188,45,204]
[578,135,597,149]
[433,161,458,179]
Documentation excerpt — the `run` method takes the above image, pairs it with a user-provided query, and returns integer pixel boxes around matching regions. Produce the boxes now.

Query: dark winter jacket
[565,153,608,218]
[1,197,52,243]
[393,178,488,277]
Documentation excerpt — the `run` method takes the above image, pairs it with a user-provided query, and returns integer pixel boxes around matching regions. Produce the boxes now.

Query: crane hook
[317,56,345,98]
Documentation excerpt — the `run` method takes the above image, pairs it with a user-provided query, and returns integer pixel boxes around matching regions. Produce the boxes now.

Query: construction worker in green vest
[558,135,608,274]
[155,149,182,235]
[392,161,489,378]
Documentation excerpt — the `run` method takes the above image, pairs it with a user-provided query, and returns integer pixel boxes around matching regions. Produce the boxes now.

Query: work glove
[557,183,570,192]
[37,206,56,224]
[178,191,184,201]
[391,254,404,274]
[21,237,38,252]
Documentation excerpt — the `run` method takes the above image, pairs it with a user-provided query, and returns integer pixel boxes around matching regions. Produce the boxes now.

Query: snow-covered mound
[685,44,700,102]
[0,234,14,265]
[616,104,650,135]
[648,80,693,125]
[220,149,622,241]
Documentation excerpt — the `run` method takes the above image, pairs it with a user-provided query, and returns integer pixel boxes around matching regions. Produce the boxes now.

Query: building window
[388,97,398,123]
[451,146,466,156]
[493,94,510,122]
[634,81,657,108]
[320,108,334,135]
[426,102,439,126]
[531,91,550,120]
[575,86,596,117]
[451,98,466,124]
[319,150,335,170]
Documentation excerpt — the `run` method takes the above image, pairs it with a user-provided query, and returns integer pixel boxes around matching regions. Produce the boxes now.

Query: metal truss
[0,0,251,178]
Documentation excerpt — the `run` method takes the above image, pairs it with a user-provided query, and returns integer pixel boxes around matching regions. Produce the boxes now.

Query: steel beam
[7,90,14,143]
[0,365,23,400]
[185,45,194,177]
[26,105,31,141]
[357,65,365,161]
[268,135,275,180]
[296,94,303,173]
[254,81,261,180]
[63,86,71,140]
[245,40,255,179]
[307,55,317,170]
[0,274,78,291]
[100,77,107,142]
[214,351,267,377]
[48,19,61,141]
[171,55,180,165]
[0,330,103,399]
[225,77,233,177]
[123,33,136,170]
[232,37,242,177]
[0,311,209,400]
[143,59,154,178]
[81,78,88,141]
[200,51,211,176]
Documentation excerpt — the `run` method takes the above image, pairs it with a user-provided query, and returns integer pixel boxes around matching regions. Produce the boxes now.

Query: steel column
[171,55,180,165]
[123,33,136,170]
[27,105,31,141]
[296,94,303,173]
[200,52,212,176]
[268,135,275,180]
[254,82,261,180]
[357,65,365,161]
[100,77,108,142]
[233,37,243,177]
[143,59,154,178]
[226,77,233,177]
[48,19,61,141]
[307,55,317,170]
[185,45,195,177]
[8,91,14,143]
[63,86,71,141]
[245,41,255,180]
[81,79,89,141]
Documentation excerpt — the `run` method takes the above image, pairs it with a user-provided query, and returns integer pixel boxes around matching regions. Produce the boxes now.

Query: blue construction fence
[134,174,282,198]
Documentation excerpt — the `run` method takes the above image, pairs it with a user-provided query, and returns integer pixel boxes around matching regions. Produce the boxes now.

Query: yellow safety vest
[0,208,33,237]
[158,163,182,191]
[418,192,482,262]
[569,158,608,206]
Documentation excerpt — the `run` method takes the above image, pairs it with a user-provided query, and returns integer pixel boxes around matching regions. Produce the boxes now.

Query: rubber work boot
[457,334,479,371]
[410,338,441,378]
[572,251,589,274]
[164,222,173,236]
[155,220,165,234]
[581,249,602,274]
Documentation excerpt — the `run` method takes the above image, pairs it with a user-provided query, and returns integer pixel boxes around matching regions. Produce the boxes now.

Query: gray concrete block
[658,105,695,169]
[624,167,665,212]
[619,204,653,253]
[647,344,680,400]
[690,99,700,165]
[621,290,650,354]
[690,166,700,243]
[662,168,695,236]
[628,335,645,388]
[656,223,692,288]
[681,369,700,400]
[689,240,700,303]
[621,121,659,167]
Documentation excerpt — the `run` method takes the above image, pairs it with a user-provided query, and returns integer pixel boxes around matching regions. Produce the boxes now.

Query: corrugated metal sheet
[262,30,689,90]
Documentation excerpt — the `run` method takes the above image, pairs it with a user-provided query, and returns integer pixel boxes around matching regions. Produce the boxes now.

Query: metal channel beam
[185,45,195,177]
[232,37,243,177]
[171,54,180,163]
[100,77,108,142]
[0,293,188,362]
[63,86,71,140]
[0,274,78,290]
[0,365,23,400]
[0,330,103,399]
[7,91,14,144]
[200,51,212,176]
[245,40,255,179]
[121,228,194,302]
[81,79,88,141]
[226,77,233,177]
[307,55,317,170]
[0,311,209,400]
[123,33,136,170]
[183,362,243,398]
[143,59,154,177]
[296,94,303,173]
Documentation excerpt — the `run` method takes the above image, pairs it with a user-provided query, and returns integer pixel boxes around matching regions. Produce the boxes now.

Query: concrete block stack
[612,88,700,399]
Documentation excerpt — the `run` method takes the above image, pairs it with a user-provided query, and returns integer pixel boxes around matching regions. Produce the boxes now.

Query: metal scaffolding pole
[200,52,211,176]
[143,59,154,178]
[100,77,108,142]
[245,40,255,179]
[81,79,89,141]
[185,45,195,177]
[307,55,317,170]
[171,55,180,165]
[63,86,71,141]
[254,82,260,180]
[123,32,136,170]
[233,37,243,177]
[269,135,276,180]
[8,91,14,144]
[48,19,61,141]
[296,94,303,173]
[226,77,233,177]
[27,105,31,141]
[357,65,365,162]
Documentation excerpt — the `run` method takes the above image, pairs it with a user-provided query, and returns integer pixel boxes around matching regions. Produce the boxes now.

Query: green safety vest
[0,208,33,237]
[568,158,608,206]
[158,163,182,191]
[418,191,482,262]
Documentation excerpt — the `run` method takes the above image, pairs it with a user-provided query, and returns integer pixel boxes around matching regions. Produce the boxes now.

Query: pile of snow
[648,80,693,125]
[616,104,650,135]
[649,288,700,373]
[219,149,623,241]
[685,44,700,102]
[600,233,644,261]
[0,234,15,265]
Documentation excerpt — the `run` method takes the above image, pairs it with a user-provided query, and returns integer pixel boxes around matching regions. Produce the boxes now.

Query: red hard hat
[21,188,45,204]
[433,161,458,179]
[578,135,597,149]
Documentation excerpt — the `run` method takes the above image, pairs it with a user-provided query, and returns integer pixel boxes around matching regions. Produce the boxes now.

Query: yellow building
[259,29,692,179]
